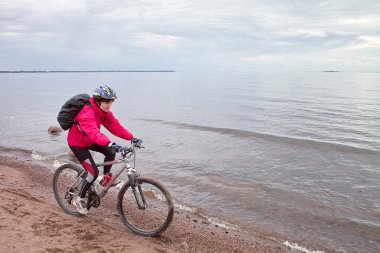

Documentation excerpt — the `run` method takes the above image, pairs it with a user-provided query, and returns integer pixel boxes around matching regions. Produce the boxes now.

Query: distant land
[0,70,175,73]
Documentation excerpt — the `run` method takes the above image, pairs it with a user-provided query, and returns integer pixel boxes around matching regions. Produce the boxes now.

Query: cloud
[133,33,187,49]
[0,0,379,71]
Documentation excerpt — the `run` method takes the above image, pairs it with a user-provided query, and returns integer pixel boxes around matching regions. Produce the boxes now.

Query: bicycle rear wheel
[52,163,85,216]
[117,177,174,237]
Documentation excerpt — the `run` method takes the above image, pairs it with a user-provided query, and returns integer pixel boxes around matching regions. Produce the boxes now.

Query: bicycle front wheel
[52,163,85,216]
[117,177,174,237]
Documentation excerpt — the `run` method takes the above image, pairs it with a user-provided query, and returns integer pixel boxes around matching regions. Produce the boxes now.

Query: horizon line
[0,70,175,73]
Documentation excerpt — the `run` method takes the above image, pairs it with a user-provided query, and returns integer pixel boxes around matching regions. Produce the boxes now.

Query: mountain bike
[52,142,174,237]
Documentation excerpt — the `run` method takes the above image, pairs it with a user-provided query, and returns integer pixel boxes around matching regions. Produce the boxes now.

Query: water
[1,71,380,252]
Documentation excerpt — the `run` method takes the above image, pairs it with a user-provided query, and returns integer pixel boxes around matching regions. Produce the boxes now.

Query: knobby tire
[52,163,84,216]
[117,177,174,237]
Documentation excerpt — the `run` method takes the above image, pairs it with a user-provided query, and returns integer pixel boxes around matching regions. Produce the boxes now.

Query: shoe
[101,173,122,187]
[75,197,89,215]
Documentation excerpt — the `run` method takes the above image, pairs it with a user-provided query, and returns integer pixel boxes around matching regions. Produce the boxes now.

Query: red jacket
[67,97,133,147]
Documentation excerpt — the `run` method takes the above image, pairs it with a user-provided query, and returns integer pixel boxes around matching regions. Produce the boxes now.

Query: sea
[0,71,379,253]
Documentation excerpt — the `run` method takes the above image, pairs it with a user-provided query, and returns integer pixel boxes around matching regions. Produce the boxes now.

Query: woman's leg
[90,143,116,175]
[69,146,99,198]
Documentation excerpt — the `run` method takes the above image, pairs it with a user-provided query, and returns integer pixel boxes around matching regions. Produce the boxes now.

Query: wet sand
[0,151,300,253]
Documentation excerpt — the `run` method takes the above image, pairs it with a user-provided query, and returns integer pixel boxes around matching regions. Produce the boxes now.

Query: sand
[0,151,300,253]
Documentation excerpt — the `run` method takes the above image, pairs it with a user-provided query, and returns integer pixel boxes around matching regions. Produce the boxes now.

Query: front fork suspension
[128,170,147,210]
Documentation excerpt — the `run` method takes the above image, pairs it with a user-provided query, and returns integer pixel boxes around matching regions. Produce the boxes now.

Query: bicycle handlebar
[131,141,144,149]
[131,138,143,148]
[120,142,144,157]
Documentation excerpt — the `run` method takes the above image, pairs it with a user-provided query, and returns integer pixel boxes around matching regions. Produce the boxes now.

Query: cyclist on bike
[68,85,141,214]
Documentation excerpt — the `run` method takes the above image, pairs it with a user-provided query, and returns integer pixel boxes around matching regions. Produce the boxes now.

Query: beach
[0,150,299,253]
[1,71,379,252]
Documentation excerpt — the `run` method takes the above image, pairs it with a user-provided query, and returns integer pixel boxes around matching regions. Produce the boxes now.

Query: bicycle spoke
[53,164,83,216]
[118,177,174,236]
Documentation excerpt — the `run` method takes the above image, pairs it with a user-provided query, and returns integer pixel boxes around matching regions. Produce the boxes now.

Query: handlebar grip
[131,138,143,147]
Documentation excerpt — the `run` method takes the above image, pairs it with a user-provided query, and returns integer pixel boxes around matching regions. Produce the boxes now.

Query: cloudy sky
[1,0,379,72]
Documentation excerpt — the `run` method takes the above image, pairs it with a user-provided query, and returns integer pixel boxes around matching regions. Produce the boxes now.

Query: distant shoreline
[0,70,175,73]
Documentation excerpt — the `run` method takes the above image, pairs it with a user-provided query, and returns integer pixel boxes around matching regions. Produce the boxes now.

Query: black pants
[69,143,116,198]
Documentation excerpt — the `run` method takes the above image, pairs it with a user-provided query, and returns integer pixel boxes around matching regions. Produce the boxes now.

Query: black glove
[108,142,123,152]
[131,138,143,148]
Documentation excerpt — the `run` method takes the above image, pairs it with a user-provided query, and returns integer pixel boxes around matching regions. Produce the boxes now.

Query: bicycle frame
[93,153,147,209]
[95,157,129,198]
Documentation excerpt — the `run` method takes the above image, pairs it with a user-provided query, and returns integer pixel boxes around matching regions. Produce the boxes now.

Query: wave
[0,146,74,164]
[0,146,36,157]
[172,199,239,231]
[283,241,325,253]
[137,119,380,155]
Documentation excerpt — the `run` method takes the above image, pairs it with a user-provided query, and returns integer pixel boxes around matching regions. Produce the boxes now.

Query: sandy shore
[0,151,300,253]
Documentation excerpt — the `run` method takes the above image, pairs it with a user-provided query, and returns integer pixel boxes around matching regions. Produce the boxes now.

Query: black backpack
[57,94,91,130]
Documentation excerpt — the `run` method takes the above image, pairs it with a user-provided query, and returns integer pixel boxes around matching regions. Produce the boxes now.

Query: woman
[68,85,141,214]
